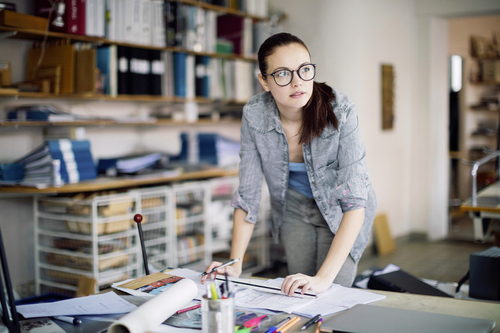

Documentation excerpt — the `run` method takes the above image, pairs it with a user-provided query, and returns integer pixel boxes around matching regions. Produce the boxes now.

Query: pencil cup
[201,295,235,333]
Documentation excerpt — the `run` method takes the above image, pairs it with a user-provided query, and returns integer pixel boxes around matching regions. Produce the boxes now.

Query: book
[150,0,166,47]
[165,0,179,46]
[96,45,118,96]
[150,50,163,96]
[35,0,83,35]
[162,51,174,97]
[217,14,245,55]
[195,56,210,98]
[174,52,188,98]
[117,46,131,95]
[105,0,117,41]
[129,47,151,95]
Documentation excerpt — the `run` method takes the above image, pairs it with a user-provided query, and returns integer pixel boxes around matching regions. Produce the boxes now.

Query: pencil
[176,303,201,314]
[277,316,300,333]
[314,319,323,333]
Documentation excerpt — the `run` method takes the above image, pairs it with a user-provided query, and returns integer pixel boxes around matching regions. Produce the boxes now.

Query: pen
[301,314,321,330]
[314,319,323,333]
[199,258,240,277]
[53,316,82,325]
[176,303,201,314]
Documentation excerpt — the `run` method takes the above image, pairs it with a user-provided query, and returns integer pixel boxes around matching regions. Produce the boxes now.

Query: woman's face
[258,43,314,114]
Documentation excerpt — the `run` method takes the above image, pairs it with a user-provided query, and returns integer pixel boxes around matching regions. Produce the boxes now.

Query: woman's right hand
[200,261,241,284]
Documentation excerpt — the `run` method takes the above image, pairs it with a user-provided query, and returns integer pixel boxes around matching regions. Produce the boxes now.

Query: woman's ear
[258,73,270,92]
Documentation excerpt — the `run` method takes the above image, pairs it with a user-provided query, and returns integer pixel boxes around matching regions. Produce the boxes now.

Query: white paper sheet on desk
[16,292,137,318]
[292,284,387,317]
[166,268,208,299]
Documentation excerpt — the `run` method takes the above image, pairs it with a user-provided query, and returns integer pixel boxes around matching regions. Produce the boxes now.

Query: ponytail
[299,81,338,145]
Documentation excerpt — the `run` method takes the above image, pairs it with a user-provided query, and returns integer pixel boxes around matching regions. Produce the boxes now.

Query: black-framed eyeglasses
[263,63,316,87]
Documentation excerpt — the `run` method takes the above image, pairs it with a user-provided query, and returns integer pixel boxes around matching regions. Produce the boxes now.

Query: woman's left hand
[281,273,331,296]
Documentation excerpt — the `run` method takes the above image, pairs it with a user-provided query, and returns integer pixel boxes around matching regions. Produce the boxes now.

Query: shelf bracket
[0,31,17,40]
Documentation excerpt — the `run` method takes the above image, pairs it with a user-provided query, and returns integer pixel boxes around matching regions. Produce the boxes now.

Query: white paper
[16,292,137,319]
[108,278,198,333]
[293,284,387,317]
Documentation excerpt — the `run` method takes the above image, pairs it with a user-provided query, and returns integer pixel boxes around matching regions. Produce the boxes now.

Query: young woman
[202,32,377,295]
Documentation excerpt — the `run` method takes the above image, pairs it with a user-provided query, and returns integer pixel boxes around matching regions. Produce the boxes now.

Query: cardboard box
[0,10,48,31]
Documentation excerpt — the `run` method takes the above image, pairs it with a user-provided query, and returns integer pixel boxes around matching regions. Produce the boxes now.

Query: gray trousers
[279,188,357,287]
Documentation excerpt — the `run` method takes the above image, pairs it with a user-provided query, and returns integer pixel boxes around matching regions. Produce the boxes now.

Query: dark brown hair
[258,32,338,145]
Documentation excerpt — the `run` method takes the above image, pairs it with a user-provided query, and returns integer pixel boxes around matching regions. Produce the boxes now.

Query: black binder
[368,269,453,298]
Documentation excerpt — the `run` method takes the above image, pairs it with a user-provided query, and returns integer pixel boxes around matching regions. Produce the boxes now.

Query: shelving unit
[172,181,210,271]
[34,192,141,296]
[1,0,276,294]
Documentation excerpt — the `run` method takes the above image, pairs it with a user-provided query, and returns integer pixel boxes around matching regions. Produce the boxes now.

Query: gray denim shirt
[231,89,377,262]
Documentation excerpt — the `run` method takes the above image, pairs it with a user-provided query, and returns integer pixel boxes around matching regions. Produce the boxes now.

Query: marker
[301,314,321,330]
[199,258,241,277]
[265,317,291,333]
[176,303,201,314]
[53,316,82,325]
[210,282,219,300]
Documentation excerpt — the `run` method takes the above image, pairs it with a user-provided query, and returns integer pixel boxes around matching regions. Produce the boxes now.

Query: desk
[53,289,500,333]
[369,290,500,333]
[460,181,500,242]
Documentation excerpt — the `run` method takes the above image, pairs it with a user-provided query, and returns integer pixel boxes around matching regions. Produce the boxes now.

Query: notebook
[320,304,495,333]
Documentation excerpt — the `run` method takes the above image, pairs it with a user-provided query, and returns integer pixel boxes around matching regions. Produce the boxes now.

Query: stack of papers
[114,268,386,317]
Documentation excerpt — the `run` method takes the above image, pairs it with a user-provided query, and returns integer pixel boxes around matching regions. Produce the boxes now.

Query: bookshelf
[0,1,275,292]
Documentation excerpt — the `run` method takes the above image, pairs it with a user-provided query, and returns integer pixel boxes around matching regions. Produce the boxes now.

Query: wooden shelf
[0,118,240,127]
[0,91,248,106]
[470,105,500,112]
[173,0,269,21]
[0,168,238,194]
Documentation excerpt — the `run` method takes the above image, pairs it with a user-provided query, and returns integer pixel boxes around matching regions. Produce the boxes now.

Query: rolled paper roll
[108,278,198,333]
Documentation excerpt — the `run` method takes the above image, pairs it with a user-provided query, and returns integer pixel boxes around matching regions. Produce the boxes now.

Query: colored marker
[244,315,268,328]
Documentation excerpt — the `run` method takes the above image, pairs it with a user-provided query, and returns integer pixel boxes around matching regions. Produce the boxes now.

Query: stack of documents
[98,153,164,175]
[14,139,97,186]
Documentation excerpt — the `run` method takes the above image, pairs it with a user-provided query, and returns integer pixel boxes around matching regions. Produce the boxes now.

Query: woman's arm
[201,208,255,283]
[280,208,365,295]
